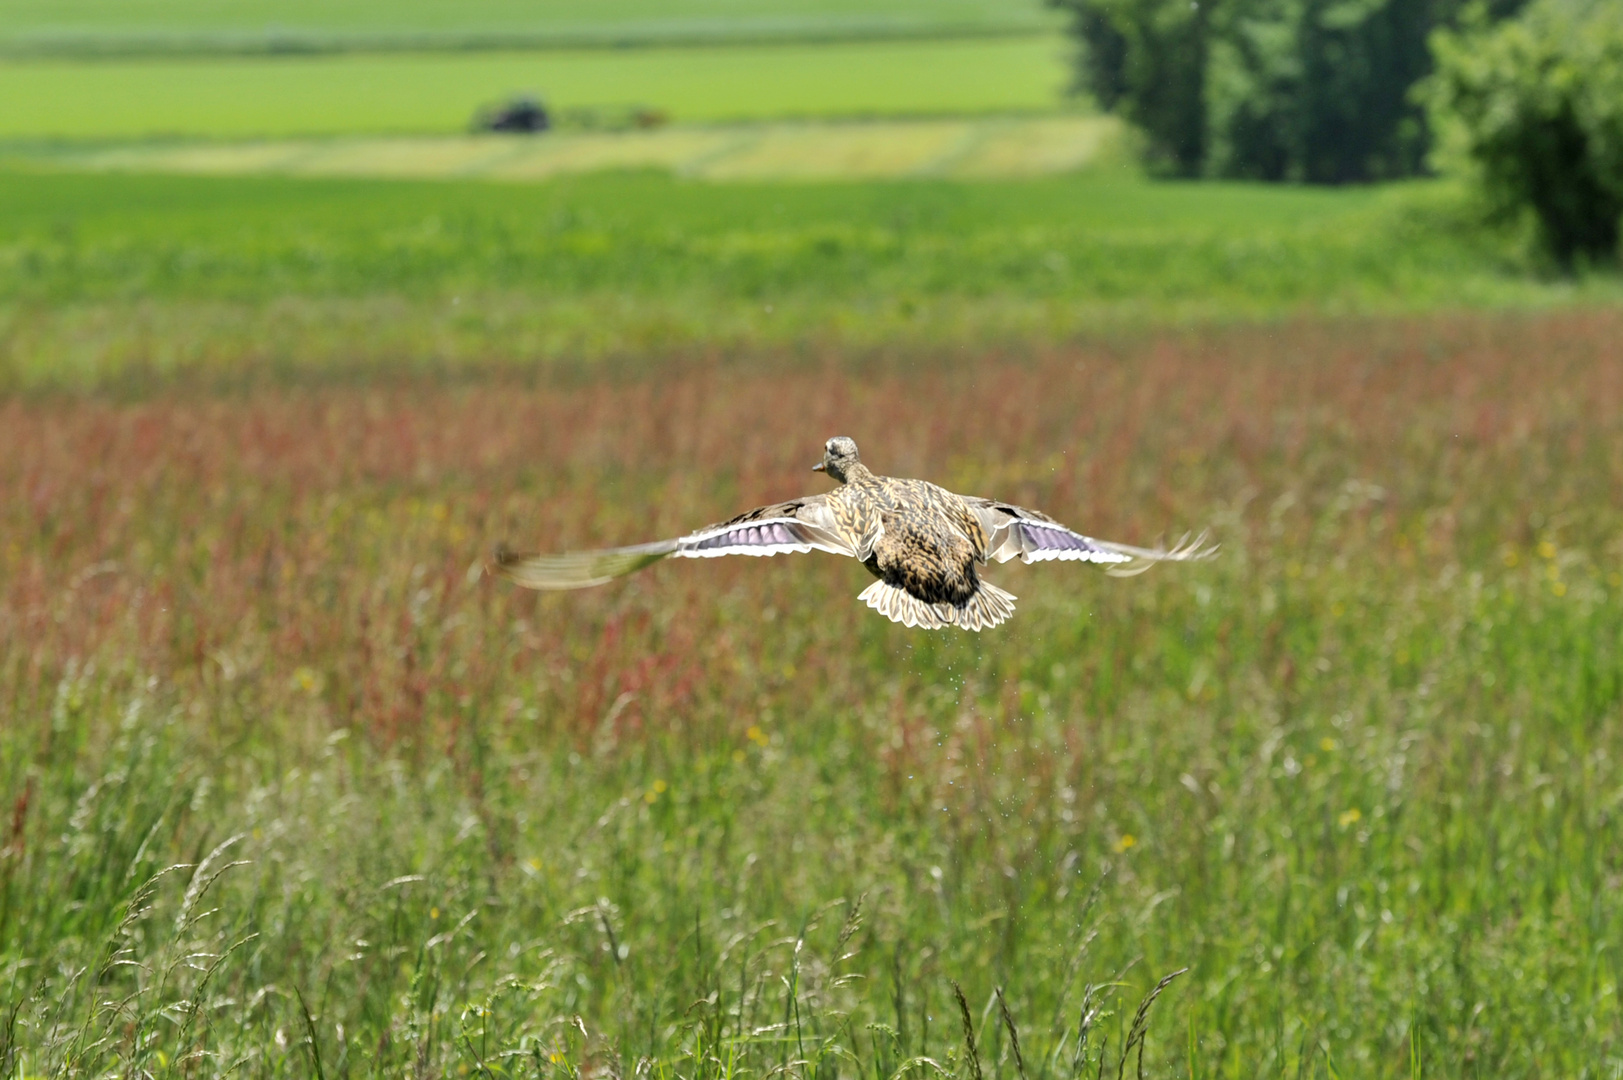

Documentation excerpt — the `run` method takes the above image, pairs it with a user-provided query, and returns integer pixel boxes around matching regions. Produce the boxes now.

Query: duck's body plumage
[493,437,1213,630]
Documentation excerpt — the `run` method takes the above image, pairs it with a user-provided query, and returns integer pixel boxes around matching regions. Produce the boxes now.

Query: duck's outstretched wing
[492,496,857,591]
[965,498,1217,577]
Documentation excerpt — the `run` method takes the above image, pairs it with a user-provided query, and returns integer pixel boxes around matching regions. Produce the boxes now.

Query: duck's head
[812,436,861,482]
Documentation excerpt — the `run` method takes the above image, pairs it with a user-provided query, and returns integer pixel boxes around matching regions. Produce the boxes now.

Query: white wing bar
[672,517,856,559]
[973,497,1217,577]
[989,519,1135,565]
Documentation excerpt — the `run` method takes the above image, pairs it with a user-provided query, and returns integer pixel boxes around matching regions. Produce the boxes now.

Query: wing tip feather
[1102,530,1220,577]
[489,540,674,591]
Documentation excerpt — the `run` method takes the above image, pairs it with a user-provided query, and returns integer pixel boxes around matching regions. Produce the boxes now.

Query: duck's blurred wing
[492,496,856,591]
[966,498,1216,577]
[491,540,679,590]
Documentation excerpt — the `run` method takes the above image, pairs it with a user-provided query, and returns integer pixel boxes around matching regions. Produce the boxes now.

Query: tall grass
[3,311,1622,1076]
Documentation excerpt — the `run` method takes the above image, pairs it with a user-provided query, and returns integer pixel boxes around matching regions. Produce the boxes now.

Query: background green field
[5,166,1609,391]
[0,37,1069,140]
[0,0,1059,53]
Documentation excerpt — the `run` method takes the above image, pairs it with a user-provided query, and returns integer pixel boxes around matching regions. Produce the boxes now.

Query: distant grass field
[0,37,1069,139]
[0,0,1059,53]
[41,117,1122,183]
[4,165,1615,390]
[3,311,1622,1076]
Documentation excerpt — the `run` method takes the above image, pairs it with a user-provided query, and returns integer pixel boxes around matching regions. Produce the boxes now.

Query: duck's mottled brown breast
[825,467,991,607]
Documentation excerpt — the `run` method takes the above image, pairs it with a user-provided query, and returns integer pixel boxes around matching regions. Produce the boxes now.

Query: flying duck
[493,437,1214,630]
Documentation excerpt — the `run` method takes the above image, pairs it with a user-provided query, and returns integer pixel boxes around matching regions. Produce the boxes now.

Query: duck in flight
[493,437,1214,630]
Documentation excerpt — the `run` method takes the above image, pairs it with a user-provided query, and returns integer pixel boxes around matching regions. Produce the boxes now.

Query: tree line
[1050,0,1623,263]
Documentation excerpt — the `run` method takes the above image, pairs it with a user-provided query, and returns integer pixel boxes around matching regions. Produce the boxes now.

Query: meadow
[3,308,1623,1078]
[0,36,1069,141]
[0,0,1057,54]
[6,164,1618,393]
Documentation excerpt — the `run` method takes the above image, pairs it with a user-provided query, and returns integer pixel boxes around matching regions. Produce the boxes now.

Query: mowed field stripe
[41,116,1123,182]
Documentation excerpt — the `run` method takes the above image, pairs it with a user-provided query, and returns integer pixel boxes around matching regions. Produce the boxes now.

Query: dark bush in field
[475,94,551,133]
[1426,0,1623,266]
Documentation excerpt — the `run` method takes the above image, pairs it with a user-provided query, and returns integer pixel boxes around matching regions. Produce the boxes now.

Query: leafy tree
[1054,0,1213,176]
[1426,0,1623,265]
[1207,0,1447,181]
[1052,0,1524,182]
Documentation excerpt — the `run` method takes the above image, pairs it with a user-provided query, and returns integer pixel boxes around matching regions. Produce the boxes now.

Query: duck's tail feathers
[960,581,1018,629]
[857,580,1017,631]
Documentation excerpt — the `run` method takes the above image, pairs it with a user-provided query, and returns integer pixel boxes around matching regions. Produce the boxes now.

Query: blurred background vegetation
[1427,0,1623,265]
[1050,0,1623,264]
